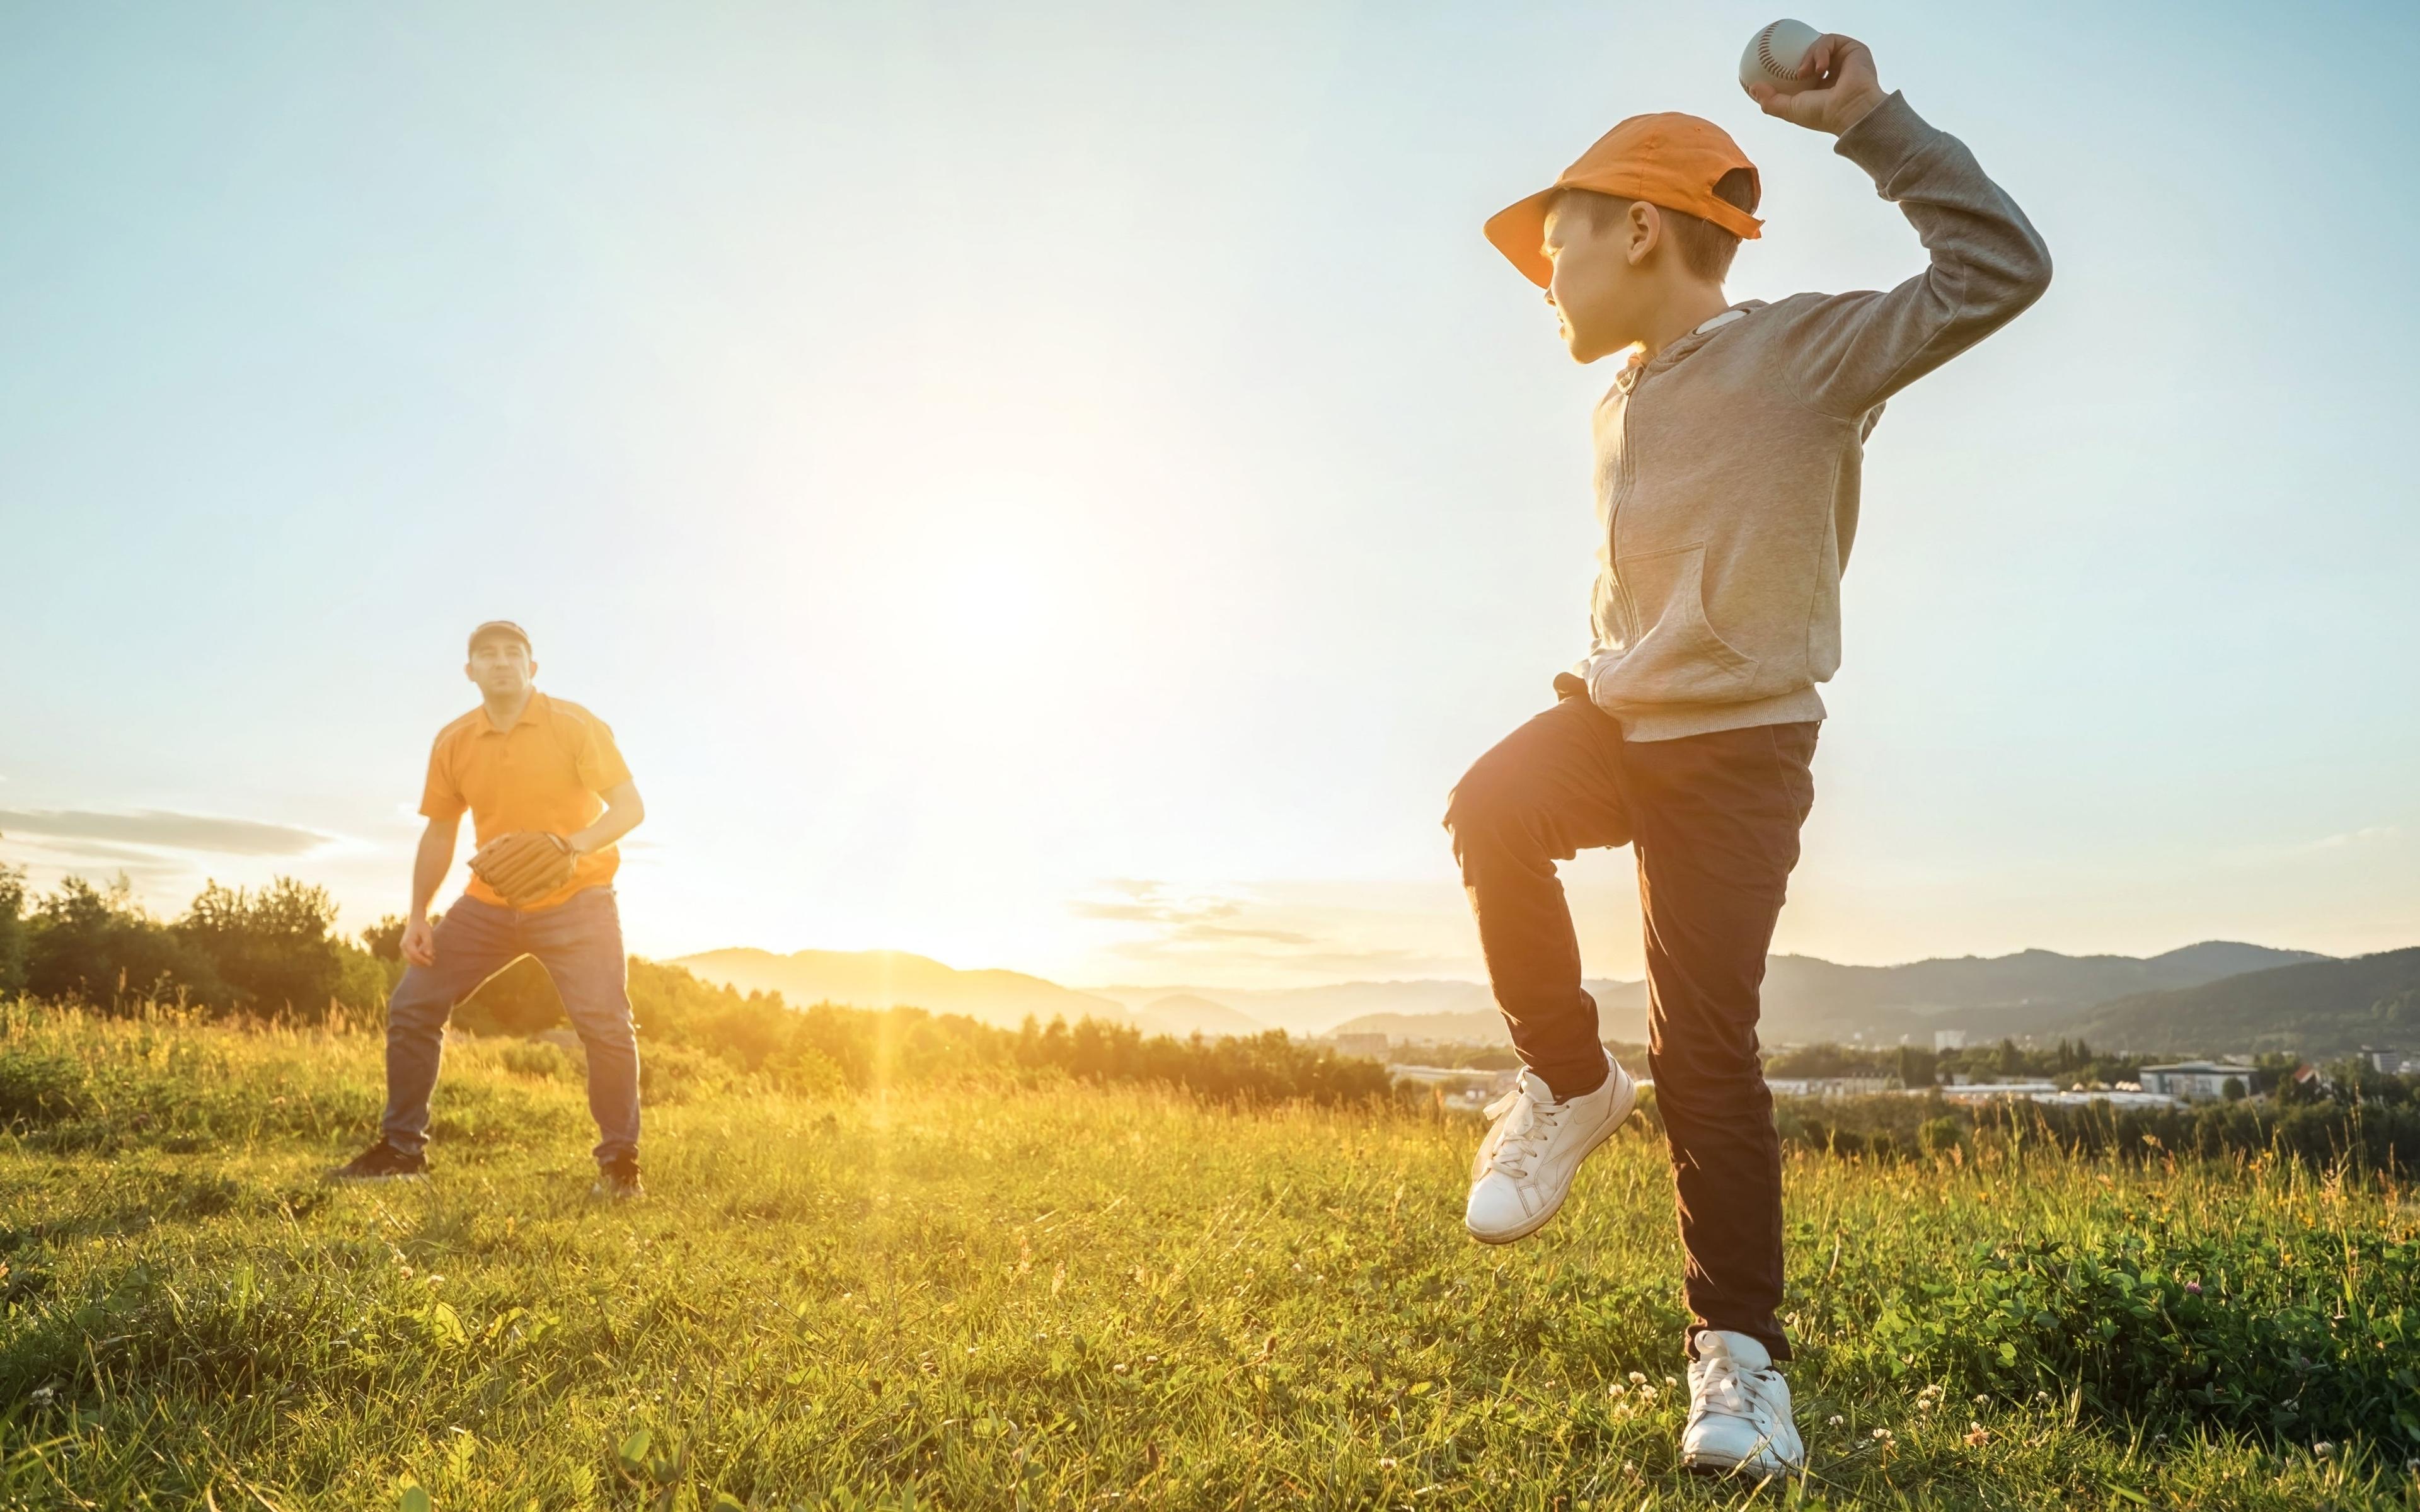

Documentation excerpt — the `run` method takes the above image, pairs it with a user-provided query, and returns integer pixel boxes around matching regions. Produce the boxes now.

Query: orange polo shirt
[420,690,633,912]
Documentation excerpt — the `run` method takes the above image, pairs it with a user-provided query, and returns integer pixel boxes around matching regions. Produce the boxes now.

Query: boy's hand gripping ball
[1740,19,1823,94]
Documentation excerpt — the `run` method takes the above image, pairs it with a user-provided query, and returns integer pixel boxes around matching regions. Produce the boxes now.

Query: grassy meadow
[0,1003,2416,1510]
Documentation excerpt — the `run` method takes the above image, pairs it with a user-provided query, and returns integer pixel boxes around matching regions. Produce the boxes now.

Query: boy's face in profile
[1542,197,1648,364]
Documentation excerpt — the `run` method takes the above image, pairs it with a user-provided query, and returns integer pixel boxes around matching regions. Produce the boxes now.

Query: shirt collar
[476,689,548,736]
[1611,302,1765,396]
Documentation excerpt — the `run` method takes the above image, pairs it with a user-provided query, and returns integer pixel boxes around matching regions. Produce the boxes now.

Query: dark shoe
[330,1140,427,1183]
[593,1154,643,1200]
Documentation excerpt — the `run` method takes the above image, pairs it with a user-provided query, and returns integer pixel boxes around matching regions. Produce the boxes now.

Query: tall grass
[0,1001,2412,1509]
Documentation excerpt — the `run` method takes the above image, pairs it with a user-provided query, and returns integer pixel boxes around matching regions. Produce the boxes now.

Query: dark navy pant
[381,886,640,1164]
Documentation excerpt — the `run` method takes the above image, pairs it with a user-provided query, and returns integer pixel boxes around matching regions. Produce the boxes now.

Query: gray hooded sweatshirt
[1579,91,2052,742]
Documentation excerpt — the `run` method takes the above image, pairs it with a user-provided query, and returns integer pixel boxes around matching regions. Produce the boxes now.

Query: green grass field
[0,1004,2415,1510]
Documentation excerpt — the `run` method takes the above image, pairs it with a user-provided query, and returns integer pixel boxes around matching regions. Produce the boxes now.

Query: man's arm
[400,815,460,966]
[568,780,645,858]
[1748,35,2053,418]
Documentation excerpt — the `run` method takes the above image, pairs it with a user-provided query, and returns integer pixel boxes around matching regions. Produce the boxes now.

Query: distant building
[2031,1089,2179,1109]
[2137,1062,2261,1101]
[1933,1029,1968,1052]
[1332,1032,1390,1062]
[1388,1064,1517,1111]
[2366,1050,2417,1075]
[1933,1080,2062,1104]
[1767,1075,1891,1099]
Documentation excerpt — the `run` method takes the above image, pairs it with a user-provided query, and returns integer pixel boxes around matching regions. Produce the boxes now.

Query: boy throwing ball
[1446,33,2048,1474]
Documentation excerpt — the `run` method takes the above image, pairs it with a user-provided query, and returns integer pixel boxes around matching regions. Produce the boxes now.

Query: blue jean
[381,886,641,1164]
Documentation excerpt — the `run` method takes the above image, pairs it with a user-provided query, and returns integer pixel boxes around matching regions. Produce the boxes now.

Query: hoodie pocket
[1601,543,1759,705]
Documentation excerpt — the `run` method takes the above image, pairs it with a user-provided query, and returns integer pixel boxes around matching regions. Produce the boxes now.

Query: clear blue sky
[3,1,2414,987]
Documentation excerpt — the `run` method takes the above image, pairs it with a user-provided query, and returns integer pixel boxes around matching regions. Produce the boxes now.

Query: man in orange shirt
[331,621,649,1196]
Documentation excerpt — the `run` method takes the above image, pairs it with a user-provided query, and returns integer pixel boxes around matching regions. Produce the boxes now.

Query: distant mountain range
[1105,943,2329,1045]
[1085,980,1533,1036]
[674,949,1259,1040]
[1740,941,2329,1044]
[675,940,2420,1058]
[2065,947,2420,1056]
[676,949,1124,1033]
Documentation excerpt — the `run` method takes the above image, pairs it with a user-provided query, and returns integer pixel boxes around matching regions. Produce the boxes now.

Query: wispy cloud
[1066,877,1489,987]
[1068,879,1315,945]
[1098,936,1441,975]
[2219,823,2405,868]
[0,809,329,856]
[2305,825,2401,850]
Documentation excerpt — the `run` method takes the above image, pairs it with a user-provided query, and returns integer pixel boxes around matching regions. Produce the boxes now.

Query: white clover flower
[1628,1371,1647,1385]
[2313,1442,2334,1459]
[1872,1427,1894,1441]
[1827,1415,1845,1428]
[1973,1394,1990,1406]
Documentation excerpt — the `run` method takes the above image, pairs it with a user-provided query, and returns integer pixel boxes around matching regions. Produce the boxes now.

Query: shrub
[334,943,399,1019]
[25,877,218,1009]
[1877,1232,2420,1448]
[1918,1113,1966,1160]
[177,878,344,1018]
[0,866,26,997]
[1779,1091,2420,1173]
[454,956,567,1036]
[498,1039,579,1081]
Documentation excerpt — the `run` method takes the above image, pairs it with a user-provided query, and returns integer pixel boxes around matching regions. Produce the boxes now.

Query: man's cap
[468,620,533,656]
[1485,113,1762,288]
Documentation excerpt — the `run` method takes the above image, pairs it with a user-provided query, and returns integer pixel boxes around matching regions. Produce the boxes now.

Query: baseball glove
[469,831,578,906]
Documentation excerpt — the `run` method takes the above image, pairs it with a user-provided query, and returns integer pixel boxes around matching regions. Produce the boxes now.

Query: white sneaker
[1680,1330,1805,1477]
[1463,1050,1635,1244]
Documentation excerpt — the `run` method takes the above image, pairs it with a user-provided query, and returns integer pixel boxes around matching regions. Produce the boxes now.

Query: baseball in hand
[1739,19,1823,94]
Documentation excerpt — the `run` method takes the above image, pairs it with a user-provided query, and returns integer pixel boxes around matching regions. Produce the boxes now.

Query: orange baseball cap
[1485,113,1762,287]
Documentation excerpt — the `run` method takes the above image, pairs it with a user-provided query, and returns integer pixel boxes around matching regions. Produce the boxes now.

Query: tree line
[0,868,393,1019]
[0,869,1403,1110]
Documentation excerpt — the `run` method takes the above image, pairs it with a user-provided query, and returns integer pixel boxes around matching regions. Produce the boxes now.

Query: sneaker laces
[1691,1355,1780,1427]
[1480,1077,1567,1180]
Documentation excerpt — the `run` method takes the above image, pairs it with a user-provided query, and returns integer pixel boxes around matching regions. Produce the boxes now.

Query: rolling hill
[1085,980,1502,1036]
[673,949,1130,1033]
[672,940,2374,1055]
[2063,946,2420,1055]
[1317,944,2327,1046]
[1132,994,1267,1039]
[1748,941,2327,1043]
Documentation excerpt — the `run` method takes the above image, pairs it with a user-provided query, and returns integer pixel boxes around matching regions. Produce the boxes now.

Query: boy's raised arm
[1750,35,2053,418]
